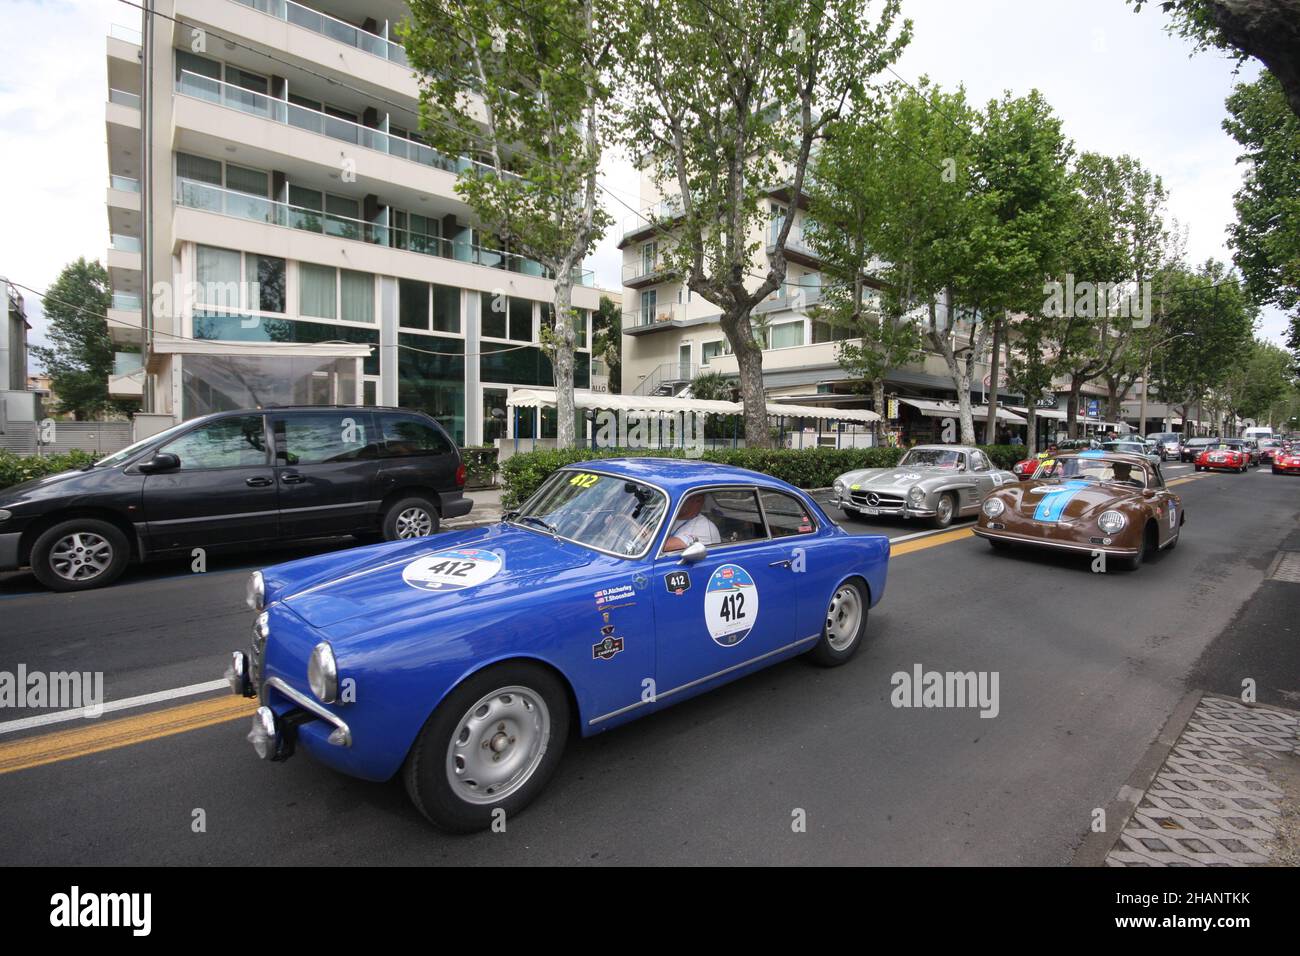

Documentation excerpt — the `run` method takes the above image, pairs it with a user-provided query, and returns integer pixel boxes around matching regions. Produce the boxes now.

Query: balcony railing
[111,292,143,311]
[623,301,685,329]
[231,0,409,67]
[110,175,140,193]
[176,179,594,286]
[109,24,142,45]
[110,233,141,254]
[176,71,507,181]
[623,255,676,284]
[621,199,684,238]
[109,88,141,110]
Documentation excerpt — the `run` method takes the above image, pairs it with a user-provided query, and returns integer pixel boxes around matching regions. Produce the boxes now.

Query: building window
[299,262,337,319]
[508,297,532,342]
[399,278,429,329]
[432,284,460,334]
[640,289,657,325]
[250,255,286,313]
[196,245,242,311]
[480,291,507,339]
[340,270,373,324]
[768,321,805,350]
[702,340,726,364]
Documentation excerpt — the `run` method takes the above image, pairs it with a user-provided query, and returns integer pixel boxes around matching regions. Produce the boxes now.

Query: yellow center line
[0,694,254,776]
[890,526,974,556]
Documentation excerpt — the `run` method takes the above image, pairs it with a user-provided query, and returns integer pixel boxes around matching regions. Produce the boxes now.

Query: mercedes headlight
[246,571,265,611]
[982,497,1005,518]
[308,642,338,704]
[834,479,846,495]
[908,486,925,504]
[1098,511,1127,534]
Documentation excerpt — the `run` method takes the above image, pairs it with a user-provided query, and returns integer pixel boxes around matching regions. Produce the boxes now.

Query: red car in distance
[1272,446,1300,475]
[1195,442,1249,473]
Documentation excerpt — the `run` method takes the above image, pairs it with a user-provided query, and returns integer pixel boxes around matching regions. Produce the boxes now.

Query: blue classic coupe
[227,458,890,831]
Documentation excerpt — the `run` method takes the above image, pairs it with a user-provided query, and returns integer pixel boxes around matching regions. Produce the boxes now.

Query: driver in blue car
[664,492,722,552]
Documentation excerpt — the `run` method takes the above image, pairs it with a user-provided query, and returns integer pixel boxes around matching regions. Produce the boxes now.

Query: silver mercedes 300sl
[831,445,1019,528]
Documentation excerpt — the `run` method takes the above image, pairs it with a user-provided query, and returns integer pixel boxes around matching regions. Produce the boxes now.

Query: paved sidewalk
[1105,695,1300,867]
[445,486,503,528]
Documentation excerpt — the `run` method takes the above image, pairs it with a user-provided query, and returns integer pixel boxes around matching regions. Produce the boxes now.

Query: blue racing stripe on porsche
[1033,480,1092,522]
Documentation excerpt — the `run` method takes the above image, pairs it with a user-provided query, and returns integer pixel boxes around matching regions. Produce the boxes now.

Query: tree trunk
[1067,381,1082,439]
[552,275,576,449]
[726,309,769,448]
[872,377,886,446]
[1025,403,1038,456]
[984,315,1002,445]
[957,356,975,446]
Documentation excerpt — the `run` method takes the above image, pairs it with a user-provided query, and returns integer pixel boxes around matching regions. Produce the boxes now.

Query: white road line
[0,678,229,736]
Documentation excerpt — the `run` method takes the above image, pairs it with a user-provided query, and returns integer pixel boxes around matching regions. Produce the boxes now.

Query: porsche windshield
[1036,456,1147,488]
[899,448,962,469]
[512,470,668,556]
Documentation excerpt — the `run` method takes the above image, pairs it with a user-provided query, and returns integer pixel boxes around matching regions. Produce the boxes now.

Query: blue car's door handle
[769,559,791,569]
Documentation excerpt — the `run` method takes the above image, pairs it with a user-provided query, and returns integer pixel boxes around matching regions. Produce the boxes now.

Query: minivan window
[160,415,268,470]
[274,411,380,465]
[381,414,452,457]
[95,419,195,468]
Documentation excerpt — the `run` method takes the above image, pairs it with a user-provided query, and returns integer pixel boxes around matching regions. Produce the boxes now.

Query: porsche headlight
[982,497,1005,518]
[308,642,338,704]
[908,486,925,504]
[246,571,265,611]
[1098,511,1127,534]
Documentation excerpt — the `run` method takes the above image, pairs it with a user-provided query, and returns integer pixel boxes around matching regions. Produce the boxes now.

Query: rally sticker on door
[402,548,503,591]
[704,564,759,647]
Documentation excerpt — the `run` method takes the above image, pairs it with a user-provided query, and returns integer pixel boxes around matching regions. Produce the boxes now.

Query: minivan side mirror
[139,452,180,473]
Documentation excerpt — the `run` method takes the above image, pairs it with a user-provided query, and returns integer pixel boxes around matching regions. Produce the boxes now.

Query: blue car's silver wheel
[446,685,552,805]
[807,579,869,667]
[403,661,570,832]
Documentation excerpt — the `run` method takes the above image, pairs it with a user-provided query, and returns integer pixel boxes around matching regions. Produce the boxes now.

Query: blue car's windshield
[513,470,669,557]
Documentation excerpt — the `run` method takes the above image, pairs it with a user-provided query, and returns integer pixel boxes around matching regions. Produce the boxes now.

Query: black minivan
[0,406,471,591]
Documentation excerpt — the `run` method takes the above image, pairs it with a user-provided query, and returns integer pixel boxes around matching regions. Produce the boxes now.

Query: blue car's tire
[806,579,868,667]
[403,661,570,832]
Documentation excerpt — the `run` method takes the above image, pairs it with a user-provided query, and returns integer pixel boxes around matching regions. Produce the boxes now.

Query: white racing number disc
[402,548,503,592]
[704,564,759,647]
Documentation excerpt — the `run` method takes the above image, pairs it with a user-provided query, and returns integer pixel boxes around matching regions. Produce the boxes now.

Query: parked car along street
[832,445,1018,528]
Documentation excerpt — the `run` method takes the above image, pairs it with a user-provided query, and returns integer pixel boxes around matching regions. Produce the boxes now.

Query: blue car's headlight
[308,642,338,704]
[246,571,265,611]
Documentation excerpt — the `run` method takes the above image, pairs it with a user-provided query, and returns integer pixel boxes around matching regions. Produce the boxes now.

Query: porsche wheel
[930,492,956,529]
[403,661,569,832]
[807,579,868,667]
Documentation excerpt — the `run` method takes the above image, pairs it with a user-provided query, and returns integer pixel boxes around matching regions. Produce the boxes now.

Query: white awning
[151,339,372,359]
[1009,405,1067,422]
[505,387,879,422]
[899,398,1025,424]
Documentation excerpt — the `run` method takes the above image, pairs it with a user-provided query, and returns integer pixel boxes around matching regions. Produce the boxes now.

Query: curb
[1070,687,1204,867]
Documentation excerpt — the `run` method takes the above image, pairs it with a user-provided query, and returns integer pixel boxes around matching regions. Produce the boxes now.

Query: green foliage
[499,445,909,508]
[459,446,499,488]
[500,442,1030,506]
[29,258,138,421]
[0,450,97,490]
[591,294,622,393]
[1222,73,1300,343]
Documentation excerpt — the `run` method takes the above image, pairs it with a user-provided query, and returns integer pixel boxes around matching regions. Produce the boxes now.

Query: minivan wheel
[30,519,130,591]
[382,496,440,541]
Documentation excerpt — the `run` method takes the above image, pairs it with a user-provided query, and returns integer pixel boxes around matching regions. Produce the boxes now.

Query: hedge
[0,450,97,491]
[500,443,1029,507]
[459,446,499,489]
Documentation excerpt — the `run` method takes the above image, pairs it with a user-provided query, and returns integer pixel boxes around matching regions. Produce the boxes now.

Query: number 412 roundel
[704,564,759,647]
[403,548,503,591]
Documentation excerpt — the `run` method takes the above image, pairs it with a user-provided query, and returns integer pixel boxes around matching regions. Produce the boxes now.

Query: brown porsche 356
[972,452,1183,571]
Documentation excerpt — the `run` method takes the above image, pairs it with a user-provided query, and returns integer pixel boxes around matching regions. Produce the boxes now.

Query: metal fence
[0,420,134,456]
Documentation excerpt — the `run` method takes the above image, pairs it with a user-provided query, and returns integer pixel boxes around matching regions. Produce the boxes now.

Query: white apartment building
[618,167,1095,444]
[105,0,605,446]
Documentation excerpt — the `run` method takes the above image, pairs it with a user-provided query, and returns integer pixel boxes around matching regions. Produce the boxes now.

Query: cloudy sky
[0,0,1288,364]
